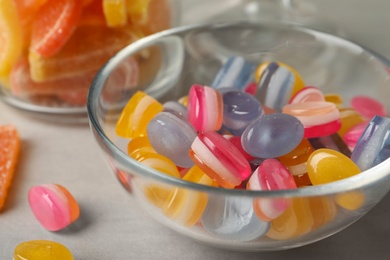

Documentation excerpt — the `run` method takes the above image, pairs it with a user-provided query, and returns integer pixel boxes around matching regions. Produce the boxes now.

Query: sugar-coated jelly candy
[338,108,365,137]
[28,184,80,231]
[307,149,360,185]
[14,240,74,260]
[241,113,304,158]
[189,131,251,189]
[278,138,314,187]
[116,91,163,138]
[351,115,390,171]
[211,56,255,90]
[0,125,20,210]
[163,101,187,117]
[309,133,351,157]
[350,95,387,120]
[222,89,263,135]
[187,84,223,132]
[289,86,325,104]
[163,166,216,227]
[202,195,270,241]
[283,101,341,138]
[343,121,369,151]
[247,159,297,221]
[255,61,304,112]
[147,111,197,168]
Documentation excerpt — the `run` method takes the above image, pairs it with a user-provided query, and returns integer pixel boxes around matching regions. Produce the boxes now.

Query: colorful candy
[14,240,74,260]
[308,133,351,157]
[28,184,80,231]
[343,121,369,151]
[289,86,325,104]
[351,95,387,120]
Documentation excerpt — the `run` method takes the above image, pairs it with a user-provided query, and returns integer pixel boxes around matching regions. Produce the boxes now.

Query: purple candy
[147,111,197,168]
[241,113,304,158]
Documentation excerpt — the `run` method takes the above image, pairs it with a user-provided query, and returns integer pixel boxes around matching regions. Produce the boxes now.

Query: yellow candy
[116,91,163,138]
[14,240,73,260]
[308,197,337,228]
[338,108,365,137]
[325,93,343,108]
[127,136,156,160]
[103,0,128,27]
[335,191,365,211]
[0,0,23,81]
[126,0,151,23]
[307,149,360,185]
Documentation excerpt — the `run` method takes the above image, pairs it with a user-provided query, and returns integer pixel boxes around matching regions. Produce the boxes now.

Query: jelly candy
[351,115,390,171]
[147,111,197,168]
[224,135,254,161]
[126,0,151,23]
[324,93,343,108]
[343,121,369,151]
[241,113,304,158]
[103,0,127,27]
[187,84,223,132]
[307,149,360,185]
[222,89,263,135]
[163,101,187,117]
[350,95,387,120]
[247,159,297,221]
[335,191,365,211]
[163,166,215,227]
[30,0,83,58]
[309,133,351,157]
[278,138,314,187]
[308,197,337,228]
[116,91,163,138]
[79,0,106,26]
[0,0,23,79]
[28,184,80,231]
[283,101,341,138]
[14,240,74,260]
[202,195,270,241]
[211,56,255,90]
[289,86,325,104]
[127,136,156,160]
[189,131,251,189]
[255,61,304,111]
[0,125,21,210]
[338,108,365,137]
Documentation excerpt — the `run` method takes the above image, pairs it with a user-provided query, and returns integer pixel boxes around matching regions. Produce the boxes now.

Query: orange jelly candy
[0,125,21,210]
[103,0,127,27]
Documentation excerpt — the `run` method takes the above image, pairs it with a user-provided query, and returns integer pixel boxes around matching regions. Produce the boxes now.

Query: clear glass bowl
[0,0,180,123]
[87,22,390,251]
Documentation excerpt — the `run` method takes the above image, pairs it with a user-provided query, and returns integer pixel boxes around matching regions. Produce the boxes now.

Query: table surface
[2,1,390,259]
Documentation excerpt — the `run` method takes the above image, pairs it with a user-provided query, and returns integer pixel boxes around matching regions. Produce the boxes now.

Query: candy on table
[103,0,127,27]
[0,125,21,210]
[241,113,304,158]
[308,133,351,157]
[147,111,197,168]
[350,95,387,120]
[324,93,343,108]
[211,56,256,90]
[351,115,390,171]
[116,91,164,138]
[278,138,314,187]
[28,184,80,231]
[288,86,325,104]
[222,89,264,136]
[163,101,187,117]
[282,101,341,138]
[307,149,361,185]
[163,165,216,227]
[0,0,23,81]
[14,240,74,260]
[187,84,223,132]
[337,108,365,137]
[127,136,156,160]
[343,121,369,151]
[255,61,305,112]
[247,159,297,221]
[201,195,270,241]
[189,131,252,189]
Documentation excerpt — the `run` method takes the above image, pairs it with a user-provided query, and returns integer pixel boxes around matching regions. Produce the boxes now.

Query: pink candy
[289,86,325,104]
[343,121,369,150]
[351,95,387,120]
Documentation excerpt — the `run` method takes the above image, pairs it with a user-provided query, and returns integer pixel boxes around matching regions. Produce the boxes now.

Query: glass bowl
[87,21,390,251]
[0,0,180,123]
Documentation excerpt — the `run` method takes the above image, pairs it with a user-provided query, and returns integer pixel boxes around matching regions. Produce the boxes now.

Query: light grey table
[1,1,390,259]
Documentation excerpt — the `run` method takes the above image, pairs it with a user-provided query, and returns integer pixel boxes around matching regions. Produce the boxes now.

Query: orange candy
[0,125,21,210]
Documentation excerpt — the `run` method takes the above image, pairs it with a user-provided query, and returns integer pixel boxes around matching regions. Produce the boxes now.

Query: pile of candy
[0,0,171,106]
[115,56,390,241]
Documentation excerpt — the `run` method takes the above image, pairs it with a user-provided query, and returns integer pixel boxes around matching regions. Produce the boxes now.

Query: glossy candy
[163,100,187,117]
[116,91,163,138]
[187,84,223,132]
[247,159,297,221]
[222,89,264,135]
[307,149,360,185]
[241,113,304,158]
[211,56,255,90]
[350,95,387,120]
[351,115,390,171]
[28,184,80,231]
[127,136,156,160]
[324,93,343,108]
[338,108,365,137]
[255,61,304,112]
[189,131,251,189]
[309,133,351,157]
[14,240,74,260]
[289,86,325,104]
[147,111,197,168]
[224,135,254,161]
[283,101,341,138]
[343,121,369,151]
[202,195,270,241]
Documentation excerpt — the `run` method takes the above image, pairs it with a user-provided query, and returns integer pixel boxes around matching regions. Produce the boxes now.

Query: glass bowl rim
[87,21,390,198]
